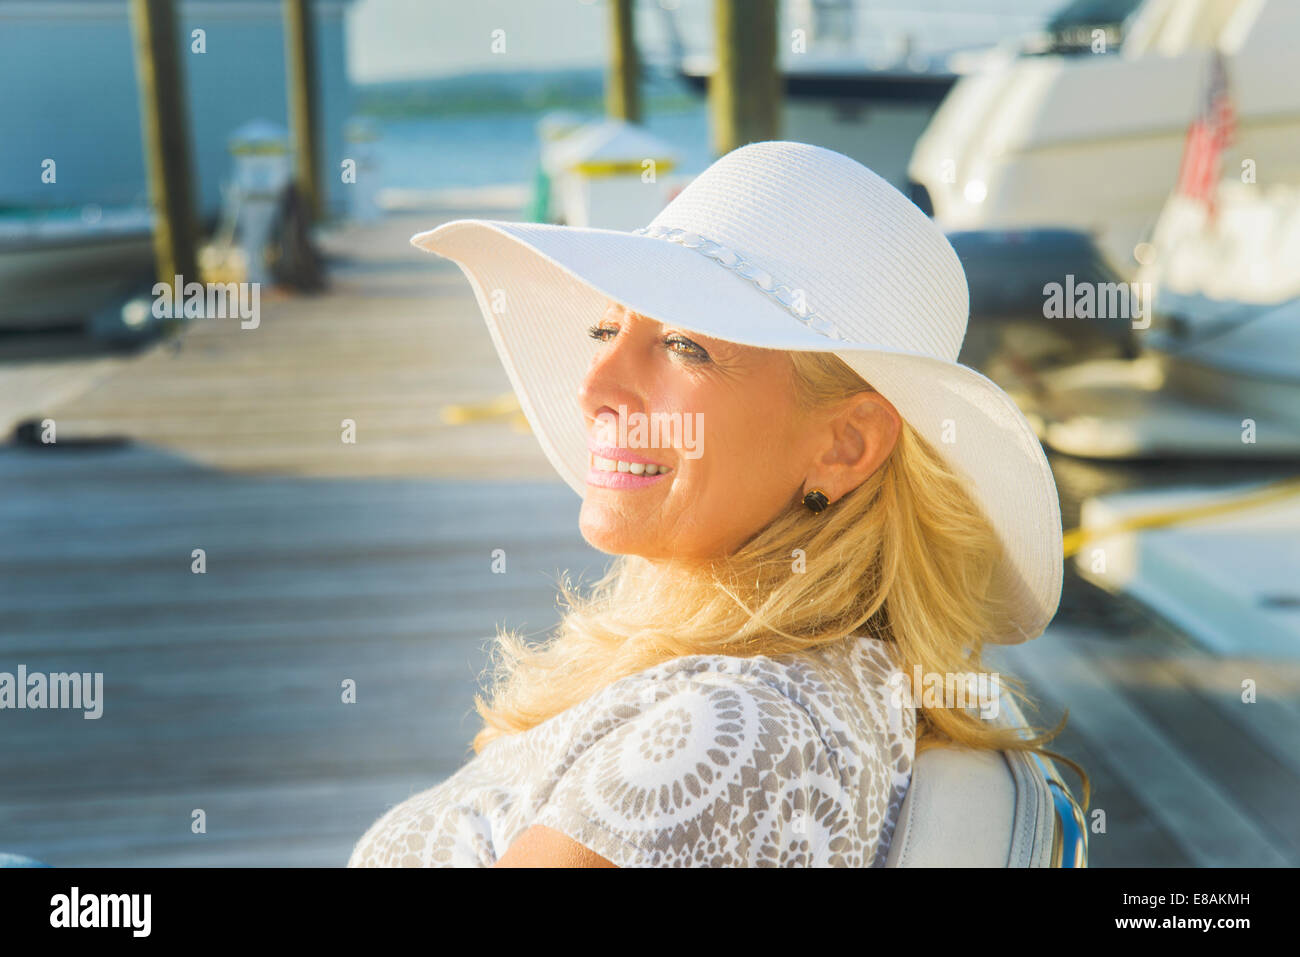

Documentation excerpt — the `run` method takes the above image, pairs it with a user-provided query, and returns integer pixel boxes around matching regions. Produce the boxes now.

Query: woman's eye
[586,325,708,361]
[666,335,709,361]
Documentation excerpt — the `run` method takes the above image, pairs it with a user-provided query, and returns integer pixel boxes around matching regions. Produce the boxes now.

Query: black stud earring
[803,489,830,513]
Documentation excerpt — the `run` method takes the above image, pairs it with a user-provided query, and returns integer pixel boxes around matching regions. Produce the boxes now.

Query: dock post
[128,0,199,288]
[710,0,781,156]
[283,0,323,222]
[607,0,641,124]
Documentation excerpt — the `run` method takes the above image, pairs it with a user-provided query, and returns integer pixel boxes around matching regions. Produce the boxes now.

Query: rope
[1061,474,1300,558]
[440,392,528,430]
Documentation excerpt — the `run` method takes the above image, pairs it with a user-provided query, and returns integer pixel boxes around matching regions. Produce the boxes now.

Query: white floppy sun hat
[412,140,1062,644]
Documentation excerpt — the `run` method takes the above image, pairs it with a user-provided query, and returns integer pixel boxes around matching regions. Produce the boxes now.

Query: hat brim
[414,218,1062,643]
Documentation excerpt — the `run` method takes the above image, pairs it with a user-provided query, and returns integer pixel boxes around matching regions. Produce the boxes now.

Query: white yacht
[1139,180,1300,427]
[908,0,1300,281]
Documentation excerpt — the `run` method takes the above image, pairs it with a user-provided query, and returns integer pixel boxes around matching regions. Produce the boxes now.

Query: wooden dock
[2,210,1297,866]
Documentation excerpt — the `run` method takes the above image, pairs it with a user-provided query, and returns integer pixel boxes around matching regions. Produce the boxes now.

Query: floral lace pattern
[348,635,915,868]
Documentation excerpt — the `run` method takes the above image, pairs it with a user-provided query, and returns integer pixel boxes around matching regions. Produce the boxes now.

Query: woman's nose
[578,329,643,418]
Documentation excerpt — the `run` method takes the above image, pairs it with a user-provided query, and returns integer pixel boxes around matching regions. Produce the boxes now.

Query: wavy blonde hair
[469,349,1089,811]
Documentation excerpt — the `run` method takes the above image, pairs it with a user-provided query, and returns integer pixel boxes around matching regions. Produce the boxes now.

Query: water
[364,104,717,192]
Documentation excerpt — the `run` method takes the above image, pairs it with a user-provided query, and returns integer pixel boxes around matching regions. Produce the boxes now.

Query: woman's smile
[586,456,674,489]
[586,442,675,489]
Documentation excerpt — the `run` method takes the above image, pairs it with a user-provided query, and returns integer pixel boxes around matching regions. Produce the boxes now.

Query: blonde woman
[348,141,1086,868]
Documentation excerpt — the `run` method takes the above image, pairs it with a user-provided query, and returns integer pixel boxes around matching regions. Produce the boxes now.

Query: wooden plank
[1088,652,1300,859]
[993,631,1292,865]
[1,778,438,867]
[1160,653,1300,780]
[0,594,592,654]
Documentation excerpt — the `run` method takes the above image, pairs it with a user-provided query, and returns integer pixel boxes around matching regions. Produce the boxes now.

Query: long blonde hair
[469,349,1090,810]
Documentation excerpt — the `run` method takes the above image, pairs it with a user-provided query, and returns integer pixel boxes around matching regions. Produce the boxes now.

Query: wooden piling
[128,0,199,287]
[710,0,781,156]
[283,0,323,221]
[607,0,641,124]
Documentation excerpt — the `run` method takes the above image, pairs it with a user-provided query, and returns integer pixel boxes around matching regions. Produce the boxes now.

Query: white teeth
[590,455,671,475]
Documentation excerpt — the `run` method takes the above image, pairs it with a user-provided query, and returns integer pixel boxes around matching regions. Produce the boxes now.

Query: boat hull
[0,230,155,330]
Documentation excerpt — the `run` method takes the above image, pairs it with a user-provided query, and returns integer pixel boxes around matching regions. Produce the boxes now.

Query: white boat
[0,206,155,331]
[1138,180,1300,426]
[908,0,1300,281]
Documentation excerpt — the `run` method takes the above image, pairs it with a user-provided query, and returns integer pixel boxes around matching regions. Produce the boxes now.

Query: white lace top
[347,635,915,867]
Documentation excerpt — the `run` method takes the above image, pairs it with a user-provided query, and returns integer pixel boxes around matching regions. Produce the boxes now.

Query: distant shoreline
[353,66,698,118]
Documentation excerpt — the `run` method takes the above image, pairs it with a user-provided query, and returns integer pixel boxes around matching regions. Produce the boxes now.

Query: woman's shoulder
[618,634,907,713]
[571,636,912,789]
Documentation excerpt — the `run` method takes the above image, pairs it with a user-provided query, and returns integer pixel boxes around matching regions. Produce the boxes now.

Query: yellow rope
[1062,475,1300,558]
[440,392,519,425]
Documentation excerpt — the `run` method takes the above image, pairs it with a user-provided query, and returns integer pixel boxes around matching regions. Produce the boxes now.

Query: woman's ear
[804,391,900,503]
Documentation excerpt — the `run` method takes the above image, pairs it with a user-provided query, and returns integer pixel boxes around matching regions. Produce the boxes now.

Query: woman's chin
[578,520,641,556]
[579,506,657,557]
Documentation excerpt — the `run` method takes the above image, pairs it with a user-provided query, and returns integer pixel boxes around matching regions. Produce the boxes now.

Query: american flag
[1174,49,1237,217]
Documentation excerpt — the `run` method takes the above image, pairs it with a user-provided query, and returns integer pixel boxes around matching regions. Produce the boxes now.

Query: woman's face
[576,300,897,561]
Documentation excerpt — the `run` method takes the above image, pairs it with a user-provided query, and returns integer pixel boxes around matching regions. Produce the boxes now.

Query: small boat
[0,205,155,331]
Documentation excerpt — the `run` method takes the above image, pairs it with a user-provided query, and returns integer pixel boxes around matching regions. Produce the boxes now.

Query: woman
[348,141,1086,868]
